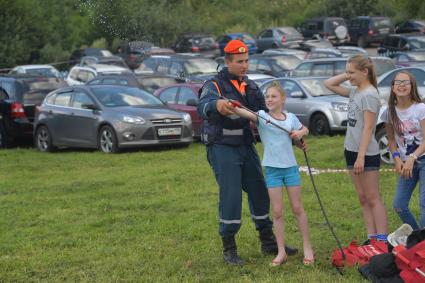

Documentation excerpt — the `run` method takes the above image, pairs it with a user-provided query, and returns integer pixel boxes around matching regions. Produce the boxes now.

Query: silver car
[260,77,348,135]
[34,85,192,153]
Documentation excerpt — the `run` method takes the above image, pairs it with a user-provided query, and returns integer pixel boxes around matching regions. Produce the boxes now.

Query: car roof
[13,64,56,70]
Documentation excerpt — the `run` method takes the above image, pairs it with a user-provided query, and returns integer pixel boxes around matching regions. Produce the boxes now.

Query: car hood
[105,105,184,119]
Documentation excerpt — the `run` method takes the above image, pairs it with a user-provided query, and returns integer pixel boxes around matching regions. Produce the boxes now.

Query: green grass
[0,136,418,282]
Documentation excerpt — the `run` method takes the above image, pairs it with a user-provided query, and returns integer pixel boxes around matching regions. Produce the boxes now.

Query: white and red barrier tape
[298,166,395,175]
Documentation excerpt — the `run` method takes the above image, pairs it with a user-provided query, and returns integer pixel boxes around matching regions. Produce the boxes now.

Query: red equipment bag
[332,240,388,268]
[394,241,425,283]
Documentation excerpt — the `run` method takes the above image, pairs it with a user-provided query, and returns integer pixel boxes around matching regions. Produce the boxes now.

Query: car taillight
[368,29,374,36]
[11,102,26,119]
[281,35,286,43]
[214,43,219,49]
[323,32,330,38]
[420,27,425,33]
[191,46,200,52]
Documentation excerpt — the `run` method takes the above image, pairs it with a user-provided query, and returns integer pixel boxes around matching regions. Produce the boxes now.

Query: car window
[299,79,335,96]
[45,93,56,104]
[379,71,397,87]
[77,70,94,83]
[335,61,347,74]
[259,30,273,38]
[292,62,313,77]
[88,79,101,85]
[170,62,184,76]
[69,68,79,80]
[409,37,425,50]
[183,59,217,75]
[0,81,16,99]
[257,60,272,72]
[92,87,163,107]
[398,55,409,62]
[138,58,157,72]
[177,87,197,105]
[280,80,303,97]
[372,18,392,28]
[248,58,258,71]
[72,91,94,109]
[54,92,72,107]
[360,20,369,29]
[159,87,178,104]
[411,69,425,87]
[272,56,301,70]
[311,63,334,76]
[157,59,170,73]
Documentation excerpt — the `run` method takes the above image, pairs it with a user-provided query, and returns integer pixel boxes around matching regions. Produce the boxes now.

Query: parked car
[79,56,129,69]
[335,46,368,56]
[135,55,218,82]
[217,33,258,55]
[173,33,220,59]
[87,73,185,94]
[154,83,202,138]
[299,17,350,45]
[69,48,113,65]
[307,47,367,59]
[0,74,67,147]
[391,51,425,67]
[298,39,334,51]
[378,34,425,57]
[396,19,425,34]
[248,54,301,77]
[260,77,349,135]
[66,64,132,86]
[10,65,62,78]
[256,27,304,52]
[246,73,276,86]
[34,85,193,153]
[348,16,394,47]
[291,57,396,78]
[262,48,308,60]
[376,66,425,104]
[116,41,175,70]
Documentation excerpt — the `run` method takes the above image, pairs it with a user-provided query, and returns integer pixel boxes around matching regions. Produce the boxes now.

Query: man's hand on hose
[216,100,236,116]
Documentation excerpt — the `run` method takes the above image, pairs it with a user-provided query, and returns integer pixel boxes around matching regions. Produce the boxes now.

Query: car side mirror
[291,91,304,98]
[81,103,98,110]
[186,98,198,106]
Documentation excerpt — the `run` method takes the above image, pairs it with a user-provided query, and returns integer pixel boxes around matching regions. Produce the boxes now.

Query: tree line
[1,0,424,69]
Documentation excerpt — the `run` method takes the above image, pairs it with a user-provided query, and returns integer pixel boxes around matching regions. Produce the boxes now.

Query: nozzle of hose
[229,100,242,108]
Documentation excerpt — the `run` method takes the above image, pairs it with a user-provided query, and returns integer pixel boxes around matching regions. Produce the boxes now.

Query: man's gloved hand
[216,100,236,116]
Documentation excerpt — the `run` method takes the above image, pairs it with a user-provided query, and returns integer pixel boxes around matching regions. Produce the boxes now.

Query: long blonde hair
[347,54,378,90]
[388,71,422,135]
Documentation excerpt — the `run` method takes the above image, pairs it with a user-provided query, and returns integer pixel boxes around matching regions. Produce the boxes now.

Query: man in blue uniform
[197,40,298,265]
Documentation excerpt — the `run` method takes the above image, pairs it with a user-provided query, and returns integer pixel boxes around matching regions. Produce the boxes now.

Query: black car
[299,17,350,45]
[0,74,67,147]
[248,54,301,77]
[378,34,425,56]
[134,54,218,82]
[87,73,185,93]
[396,20,425,34]
[173,33,220,59]
[348,16,394,47]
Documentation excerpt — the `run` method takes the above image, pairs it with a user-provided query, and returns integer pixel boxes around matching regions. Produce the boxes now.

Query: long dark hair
[388,71,421,135]
[347,54,378,90]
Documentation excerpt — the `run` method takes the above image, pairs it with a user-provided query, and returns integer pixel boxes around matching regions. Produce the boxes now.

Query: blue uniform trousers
[207,143,273,237]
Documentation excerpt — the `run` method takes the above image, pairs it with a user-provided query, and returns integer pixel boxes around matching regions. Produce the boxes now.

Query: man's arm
[197,81,235,119]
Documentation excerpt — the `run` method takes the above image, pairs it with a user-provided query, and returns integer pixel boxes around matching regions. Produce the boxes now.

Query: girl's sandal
[303,258,315,266]
[270,255,288,267]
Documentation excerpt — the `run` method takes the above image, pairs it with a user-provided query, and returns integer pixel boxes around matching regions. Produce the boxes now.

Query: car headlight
[122,115,146,124]
[331,102,348,112]
[182,113,191,123]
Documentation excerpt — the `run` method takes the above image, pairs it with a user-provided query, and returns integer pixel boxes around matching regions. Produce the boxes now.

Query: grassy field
[0,135,418,282]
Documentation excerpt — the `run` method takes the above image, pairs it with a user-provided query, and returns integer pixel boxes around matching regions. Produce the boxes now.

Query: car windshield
[277,27,300,35]
[409,53,425,61]
[272,56,301,70]
[100,50,113,57]
[239,34,255,42]
[372,58,396,76]
[298,79,335,96]
[92,87,164,107]
[409,37,425,50]
[25,68,60,77]
[326,19,345,29]
[372,19,392,28]
[137,77,181,93]
[183,59,217,75]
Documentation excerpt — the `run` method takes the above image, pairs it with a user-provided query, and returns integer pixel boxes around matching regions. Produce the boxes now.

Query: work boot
[259,230,298,256]
[222,236,244,266]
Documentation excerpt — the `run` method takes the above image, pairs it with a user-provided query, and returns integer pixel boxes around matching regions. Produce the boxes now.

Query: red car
[154,83,203,138]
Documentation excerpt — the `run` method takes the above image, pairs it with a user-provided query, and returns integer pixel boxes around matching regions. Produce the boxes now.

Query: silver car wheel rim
[100,130,113,153]
[37,129,49,151]
[378,134,393,164]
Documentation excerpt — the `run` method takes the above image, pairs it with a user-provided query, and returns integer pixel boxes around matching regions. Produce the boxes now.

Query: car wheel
[310,113,330,136]
[98,125,120,153]
[357,36,367,48]
[376,127,393,164]
[35,126,55,152]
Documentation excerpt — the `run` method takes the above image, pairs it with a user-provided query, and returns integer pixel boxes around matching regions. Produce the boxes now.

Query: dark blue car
[217,33,258,55]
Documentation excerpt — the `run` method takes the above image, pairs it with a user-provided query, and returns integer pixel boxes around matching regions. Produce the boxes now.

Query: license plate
[379,28,389,34]
[158,127,181,136]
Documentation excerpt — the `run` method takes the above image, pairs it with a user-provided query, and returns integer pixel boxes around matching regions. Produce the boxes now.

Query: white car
[10,64,61,78]
[66,64,132,86]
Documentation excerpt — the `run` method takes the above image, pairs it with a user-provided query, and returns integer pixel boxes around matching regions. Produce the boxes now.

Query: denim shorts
[344,149,380,171]
[265,166,301,188]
